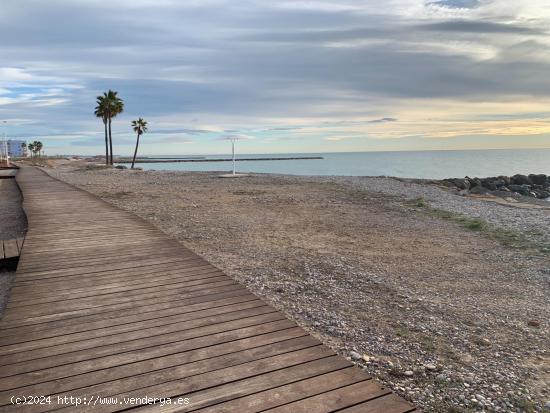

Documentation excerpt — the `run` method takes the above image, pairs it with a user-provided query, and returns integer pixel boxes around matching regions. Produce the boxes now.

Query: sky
[1,0,550,155]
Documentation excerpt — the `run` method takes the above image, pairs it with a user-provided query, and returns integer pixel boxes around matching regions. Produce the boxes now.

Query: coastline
[38,160,549,412]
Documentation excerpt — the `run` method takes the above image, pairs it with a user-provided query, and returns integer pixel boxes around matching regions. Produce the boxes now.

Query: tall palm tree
[28,142,35,158]
[94,96,109,165]
[105,90,124,165]
[35,141,43,157]
[94,90,124,165]
[130,118,148,169]
[32,141,43,157]
[20,142,27,157]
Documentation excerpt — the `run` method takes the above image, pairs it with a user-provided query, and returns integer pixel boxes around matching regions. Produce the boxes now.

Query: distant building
[7,140,27,157]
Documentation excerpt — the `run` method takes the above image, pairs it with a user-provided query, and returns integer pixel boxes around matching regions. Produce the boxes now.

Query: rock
[362,354,370,362]
[527,319,540,328]
[477,337,492,346]
[114,165,127,169]
[544,400,550,410]
[404,370,414,377]
[498,175,511,186]
[508,184,531,196]
[468,177,482,188]
[350,351,362,361]
[470,186,489,195]
[425,363,437,371]
[453,178,470,190]
[511,174,532,185]
[480,177,498,190]
[528,174,547,185]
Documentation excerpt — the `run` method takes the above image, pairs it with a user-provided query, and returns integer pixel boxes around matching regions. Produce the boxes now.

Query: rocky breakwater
[441,174,550,199]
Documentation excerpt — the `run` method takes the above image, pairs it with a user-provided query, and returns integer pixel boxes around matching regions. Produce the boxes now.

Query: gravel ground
[325,176,550,246]
[45,162,549,412]
[0,177,27,316]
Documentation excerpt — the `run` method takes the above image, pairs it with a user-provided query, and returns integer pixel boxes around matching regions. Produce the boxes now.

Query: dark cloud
[427,0,480,9]
[368,117,398,124]
[418,20,541,34]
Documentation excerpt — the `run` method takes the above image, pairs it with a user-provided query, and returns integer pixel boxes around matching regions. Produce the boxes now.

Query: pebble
[350,351,362,361]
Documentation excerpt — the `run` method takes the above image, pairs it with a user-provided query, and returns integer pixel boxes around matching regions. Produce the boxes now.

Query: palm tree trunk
[131,133,140,169]
[104,120,109,165]
[108,117,113,165]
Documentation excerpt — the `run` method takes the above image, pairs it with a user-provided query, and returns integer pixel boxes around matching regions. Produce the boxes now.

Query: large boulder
[480,178,497,190]
[498,176,511,186]
[528,174,548,186]
[511,174,532,185]
[453,178,470,190]
[509,184,531,195]
[468,177,482,188]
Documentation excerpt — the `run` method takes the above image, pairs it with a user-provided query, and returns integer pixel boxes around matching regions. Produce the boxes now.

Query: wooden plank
[261,381,392,412]
[337,394,417,413]
[49,345,333,413]
[0,293,259,347]
[16,237,24,253]
[3,239,19,259]
[0,241,4,259]
[152,363,361,413]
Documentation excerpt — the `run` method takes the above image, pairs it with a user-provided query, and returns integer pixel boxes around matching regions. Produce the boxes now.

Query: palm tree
[20,142,27,157]
[35,141,43,157]
[94,96,109,165]
[106,90,124,165]
[31,141,42,157]
[130,118,148,169]
[94,90,124,165]
[28,142,35,158]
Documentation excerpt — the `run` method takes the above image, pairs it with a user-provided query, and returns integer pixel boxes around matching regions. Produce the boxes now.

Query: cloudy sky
[1,0,550,155]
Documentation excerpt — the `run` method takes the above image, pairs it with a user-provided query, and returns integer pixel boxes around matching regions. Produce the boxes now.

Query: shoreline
[41,160,549,412]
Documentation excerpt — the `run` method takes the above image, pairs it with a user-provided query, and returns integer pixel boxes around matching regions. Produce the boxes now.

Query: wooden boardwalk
[1,238,24,261]
[0,167,417,413]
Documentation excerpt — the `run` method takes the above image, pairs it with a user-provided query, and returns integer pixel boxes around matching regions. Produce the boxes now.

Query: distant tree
[20,142,27,157]
[28,142,35,158]
[94,96,109,165]
[130,118,148,169]
[35,141,43,157]
[31,141,43,157]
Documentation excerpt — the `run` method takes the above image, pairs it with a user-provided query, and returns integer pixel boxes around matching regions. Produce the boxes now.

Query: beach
[23,160,545,412]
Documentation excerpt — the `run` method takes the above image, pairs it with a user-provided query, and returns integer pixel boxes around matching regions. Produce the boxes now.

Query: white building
[7,140,27,157]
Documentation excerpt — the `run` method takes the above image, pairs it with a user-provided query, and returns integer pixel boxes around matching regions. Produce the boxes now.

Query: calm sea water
[135,149,550,179]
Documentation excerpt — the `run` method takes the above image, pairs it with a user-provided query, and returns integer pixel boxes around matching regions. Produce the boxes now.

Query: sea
[133,148,550,180]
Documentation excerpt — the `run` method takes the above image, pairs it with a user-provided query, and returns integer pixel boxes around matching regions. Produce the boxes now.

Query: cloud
[368,117,398,124]
[417,20,541,34]
[427,0,481,9]
[1,0,550,154]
